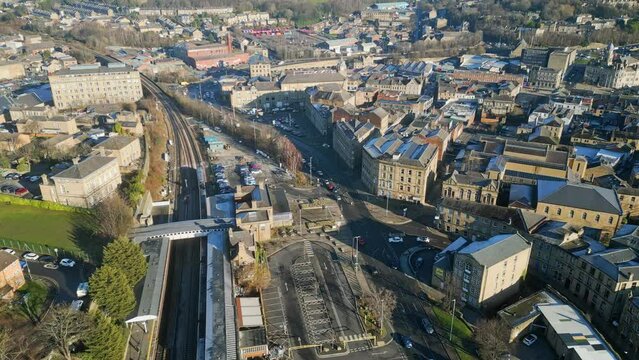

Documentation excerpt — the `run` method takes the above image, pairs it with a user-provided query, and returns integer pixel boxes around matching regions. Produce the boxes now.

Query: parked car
[416,236,430,243]
[44,263,59,270]
[70,300,84,311]
[29,176,40,183]
[1,248,16,255]
[22,252,40,261]
[522,333,538,346]
[38,255,55,263]
[388,236,403,243]
[59,258,76,268]
[15,187,28,196]
[402,336,413,349]
[76,282,89,298]
[421,318,435,334]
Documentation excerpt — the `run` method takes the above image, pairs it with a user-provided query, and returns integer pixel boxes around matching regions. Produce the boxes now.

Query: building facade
[0,252,26,300]
[333,120,377,171]
[49,63,143,110]
[442,171,499,205]
[39,156,122,208]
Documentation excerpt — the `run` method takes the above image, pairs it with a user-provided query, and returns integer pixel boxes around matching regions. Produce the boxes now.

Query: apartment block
[332,120,377,171]
[93,136,142,168]
[619,297,639,358]
[433,234,531,310]
[361,132,438,204]
[40,156,122,208]
[49,63,143,110]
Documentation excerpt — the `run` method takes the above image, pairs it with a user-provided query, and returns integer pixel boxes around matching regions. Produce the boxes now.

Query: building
[234,183,292,242]
[0,252,25,300]
[535,180,623,239]
[584,55,639,89]
[537,303,616,360]
[530,222,639,326]
[361,132,438,204]
[39,155,122,208]
[619,297,639,359]
[497,291,560,343]
[332,120,377,171]
[248,55,271,78]
[93,136,142,168]
[0,61,25,80]
[280,72,346,91]
[435,198,535,239]
[49,63,143,110]
[528,66,562,90]
[433,234,532,310]
[442,171,499,205]
[548,48,576,74]
[15,115,79,136]
[522,48,551,68]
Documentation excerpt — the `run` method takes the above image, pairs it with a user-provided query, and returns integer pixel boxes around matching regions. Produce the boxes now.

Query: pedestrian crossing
[336,251,362,296]
[338,333,374,342]
[304,241,315,258]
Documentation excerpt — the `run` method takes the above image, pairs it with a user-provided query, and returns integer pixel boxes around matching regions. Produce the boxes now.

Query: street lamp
[54,248,58,261]
[449,299,456,341]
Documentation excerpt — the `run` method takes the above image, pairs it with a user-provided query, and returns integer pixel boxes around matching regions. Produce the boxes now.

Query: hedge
[0,194,90,213]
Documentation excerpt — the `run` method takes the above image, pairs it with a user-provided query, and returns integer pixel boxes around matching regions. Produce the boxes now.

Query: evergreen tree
[89,266,136,321]
[103,237,148,286]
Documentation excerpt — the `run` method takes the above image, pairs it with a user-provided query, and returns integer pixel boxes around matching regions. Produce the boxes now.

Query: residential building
[93,136,142,168]
[530,222,639,326]
[39,155,122,208]
[280,72,346,91]
[433,234,532,310]
[49,63,143,110]
[366,75,423,95]
[537,303,616,360]
[417,128,450,161]
[534,180,623,239]
[442,171,499,205]
[619,297,639,359]
[435,198,537,239]
[528,66,562,90]
[15,115,79,135]
[0,252,25,300]
[361,132,438,204]
[0,133,30,152]
[332,120,377,171]
[248,55,271,78]
[522,48,551,67]
[584,55,639,89]
[617,187,639,217]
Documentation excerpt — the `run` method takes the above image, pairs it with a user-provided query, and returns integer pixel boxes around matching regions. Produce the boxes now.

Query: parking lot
[265,241,368,359]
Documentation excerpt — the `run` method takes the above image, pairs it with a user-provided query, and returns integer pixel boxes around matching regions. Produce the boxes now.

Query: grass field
[432,306,477,360]
[0,204,82,254]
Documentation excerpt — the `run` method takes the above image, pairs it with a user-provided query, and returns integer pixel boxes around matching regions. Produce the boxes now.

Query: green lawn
[0,204,83,255]
[432,306,476,360]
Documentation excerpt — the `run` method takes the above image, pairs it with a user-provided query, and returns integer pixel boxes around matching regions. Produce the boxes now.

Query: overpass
[130,218,232,243]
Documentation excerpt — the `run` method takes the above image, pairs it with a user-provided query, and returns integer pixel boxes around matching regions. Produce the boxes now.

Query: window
[582,212,587,220]
[608,216,614,224]
[544,206,549,214]
[595,214,600,222]
[569,210,574,218]
[557,208,562,216]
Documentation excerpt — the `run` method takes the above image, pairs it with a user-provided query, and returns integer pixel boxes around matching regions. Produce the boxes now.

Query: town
[1,0,639,360]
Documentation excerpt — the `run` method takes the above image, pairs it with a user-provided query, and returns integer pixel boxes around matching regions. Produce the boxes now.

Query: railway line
[90,48,207,360]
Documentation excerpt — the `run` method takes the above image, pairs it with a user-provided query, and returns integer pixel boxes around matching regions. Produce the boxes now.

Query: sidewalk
[362,197,435,226]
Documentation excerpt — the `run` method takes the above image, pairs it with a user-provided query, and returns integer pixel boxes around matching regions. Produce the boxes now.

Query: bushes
[0,194,88,213]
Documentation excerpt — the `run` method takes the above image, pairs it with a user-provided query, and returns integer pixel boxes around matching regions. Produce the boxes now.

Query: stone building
[332,120,377,171]
[0,252,26,300]
[442,171,499,205]
[93,136,142,169]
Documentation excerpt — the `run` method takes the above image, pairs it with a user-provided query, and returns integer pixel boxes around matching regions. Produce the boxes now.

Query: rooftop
[52,63,136,76]
[458,233,531,267]
[53,156,117,180]
[537,180,622,215]
[95,135,137,150]
[497,291,559,327]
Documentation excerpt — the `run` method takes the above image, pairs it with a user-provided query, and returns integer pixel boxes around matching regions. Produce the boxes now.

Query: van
[76,282,89,298]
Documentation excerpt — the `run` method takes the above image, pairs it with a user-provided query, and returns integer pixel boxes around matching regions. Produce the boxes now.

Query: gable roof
[537,180,622,215]
[53,156,117,179]
[458,233,531,267]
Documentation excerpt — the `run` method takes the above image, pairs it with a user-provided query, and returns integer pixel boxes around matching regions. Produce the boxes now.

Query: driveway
[26,259,88,303]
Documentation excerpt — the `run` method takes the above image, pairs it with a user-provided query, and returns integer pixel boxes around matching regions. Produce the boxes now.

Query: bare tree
[441,271,462,312]
[474,318,510,360]
[236,262,271,293]
[0,328,30,360]
[93,194,133,239]
[38,305,90,360]
[361,287,397,329]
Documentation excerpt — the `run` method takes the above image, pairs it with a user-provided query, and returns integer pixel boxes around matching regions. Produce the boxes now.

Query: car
[388,236,403,243]
[15,187,28,196]
[2,248,16,255]
[44,263,59,270]
[522,333,538,346]
[213,127,222,132]
[316,170,323,176]
[29,175,40,182]
[70,300,84,311]
[421,318,435,334]
[322,143,331,148]
[59,258,76,267]
[416,236,430,243]
[76,282,89,298]
[38,255,55,263]
[22,252,39,261]
[402,336,413,349]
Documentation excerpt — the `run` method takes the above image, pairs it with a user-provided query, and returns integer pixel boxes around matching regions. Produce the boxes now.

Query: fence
[0,237,88,261]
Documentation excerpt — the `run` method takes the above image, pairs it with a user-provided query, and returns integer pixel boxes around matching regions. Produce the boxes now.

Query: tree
[441,271,462,312]
[103,236,148,286]
[361,287,397,329]
[38,305,90,360]
[89,265,137,321]
[93,194,133,239]
[0,328,30,360]
[113,122,124,135]
[474,318,510,360]
[85,312,127,360]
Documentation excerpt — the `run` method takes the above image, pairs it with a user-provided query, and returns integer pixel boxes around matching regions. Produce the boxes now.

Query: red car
[326,183,335,191]
[14,187,28,196]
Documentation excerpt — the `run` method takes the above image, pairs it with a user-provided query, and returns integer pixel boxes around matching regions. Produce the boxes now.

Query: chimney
[226,33,232,54]
[72,157,79,165]
[99,147,106,156]
[41,174,48,184]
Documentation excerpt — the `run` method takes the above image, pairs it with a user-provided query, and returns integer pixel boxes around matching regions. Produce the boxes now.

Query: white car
[59,258,76,268]
[416,236,430,243]
[522,334,538,346]
[2,248,16,255]
[29,175,40,183]
[322,143,331,148]
[44,263,59,270]
[22,252,39,261]
[76,282,89,298]
[388,236,403,243]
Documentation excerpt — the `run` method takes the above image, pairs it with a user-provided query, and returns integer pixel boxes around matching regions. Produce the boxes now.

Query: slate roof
[53,156,117,179]
[95,135,136,150]
[281,72,345,84]
[363,132,438,167]
[581,247,639,282]
[0,252,18,270]
[458,233,531,267]
[537,180,622,215]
